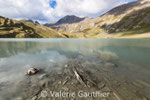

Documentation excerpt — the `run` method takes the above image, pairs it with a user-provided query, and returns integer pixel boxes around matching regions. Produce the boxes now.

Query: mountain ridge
[0,16,70,38]
[44,15,85,27]
[0,0,150,38]
[46,0,150,38]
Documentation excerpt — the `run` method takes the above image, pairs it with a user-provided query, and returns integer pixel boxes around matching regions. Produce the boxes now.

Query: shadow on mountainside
[105,1,141,16]
[101,6,150,36]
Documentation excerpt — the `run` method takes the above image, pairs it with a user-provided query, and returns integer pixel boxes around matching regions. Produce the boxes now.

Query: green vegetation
[48,1,150,38]
[0,1,150,38]
[0,16,70,38]
[78,28,91,33]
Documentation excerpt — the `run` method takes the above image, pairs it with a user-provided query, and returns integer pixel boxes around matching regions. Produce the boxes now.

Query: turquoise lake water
[0,39,150,99]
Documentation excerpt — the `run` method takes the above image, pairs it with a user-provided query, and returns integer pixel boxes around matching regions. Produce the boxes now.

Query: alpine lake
[0,39,150,100]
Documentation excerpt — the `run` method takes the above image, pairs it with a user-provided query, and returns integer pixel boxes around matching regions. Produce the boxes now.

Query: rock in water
[26,67,40,75]
[104,62,117,68]
[39,74,47,79]
[14,97,23,100]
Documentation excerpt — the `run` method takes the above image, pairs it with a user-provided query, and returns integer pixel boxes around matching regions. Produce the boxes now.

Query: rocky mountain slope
[1,0,149,38]
[44,15,85,27]
[0,16,70,38]
[48,0,150,38]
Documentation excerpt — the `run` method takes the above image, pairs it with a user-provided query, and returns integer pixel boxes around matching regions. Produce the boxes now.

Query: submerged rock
[14,97,23,100]
[31,96,37,100]
[39,74,47,80]
[25,67,40,75]
[104,62,117,67]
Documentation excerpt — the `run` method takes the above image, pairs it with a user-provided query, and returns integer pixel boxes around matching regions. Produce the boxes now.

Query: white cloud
[0,0,52,23]
[0,0,128,23]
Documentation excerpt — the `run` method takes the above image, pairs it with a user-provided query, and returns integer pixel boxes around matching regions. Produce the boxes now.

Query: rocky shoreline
[1,57,147,100]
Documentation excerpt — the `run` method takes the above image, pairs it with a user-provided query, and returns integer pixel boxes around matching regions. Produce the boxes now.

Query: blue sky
[49,0,138,9]
[49,0,56,8]
[0,0,138,23]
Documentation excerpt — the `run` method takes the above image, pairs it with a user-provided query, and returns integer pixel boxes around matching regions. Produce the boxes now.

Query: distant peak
[56,15,85,25]
[28,19,34,23]
[64,15,78,17]
[27,19,40,24]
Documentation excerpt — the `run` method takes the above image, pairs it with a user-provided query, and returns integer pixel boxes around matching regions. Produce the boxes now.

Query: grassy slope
[1,0,150,38]
[78,7,150,38]
[20,20,71,38]
[50,1,150,38]
[0,16,70,38]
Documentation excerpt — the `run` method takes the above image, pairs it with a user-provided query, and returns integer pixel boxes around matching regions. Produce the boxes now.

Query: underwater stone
[104,62,116,67]
[39,74,47,80]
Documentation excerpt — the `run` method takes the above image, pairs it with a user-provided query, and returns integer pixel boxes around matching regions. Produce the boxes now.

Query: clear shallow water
[0,39,150,100]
